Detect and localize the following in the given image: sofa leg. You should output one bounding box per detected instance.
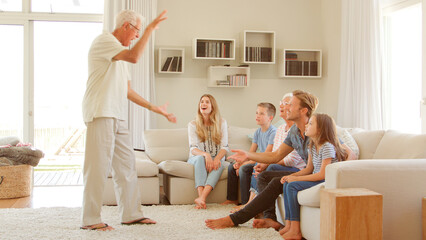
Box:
[320,188,383,240]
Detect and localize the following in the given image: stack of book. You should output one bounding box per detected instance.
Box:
[285,61,318,76]
[245,47,272,62]
[216,74,247,86]
[161,56,182,72]
[196,41,231,58]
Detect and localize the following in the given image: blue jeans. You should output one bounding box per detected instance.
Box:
[227,162,255,204]
[188,155,225,189]
[266,164,300,172]
[283,180,324,221]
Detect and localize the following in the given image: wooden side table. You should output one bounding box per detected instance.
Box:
[320,188,383,240]
[423,197,425,240]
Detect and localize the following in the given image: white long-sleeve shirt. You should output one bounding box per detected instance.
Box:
[188,119,229,158]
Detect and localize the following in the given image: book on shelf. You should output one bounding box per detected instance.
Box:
[285,53,298,60]
[309,61,318,76]
[226,74,247,86]
[197,41,206,57]
[161,57,173,72]
[177,56,182,72]
[245,47,272,62]
[286,61,303,76]
[302,61,309,76]
[169,56,179,71]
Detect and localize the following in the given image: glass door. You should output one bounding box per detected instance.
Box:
[0,24,24,140]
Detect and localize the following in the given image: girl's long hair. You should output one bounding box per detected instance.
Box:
[195,94,222,145]
[309,113,347,161]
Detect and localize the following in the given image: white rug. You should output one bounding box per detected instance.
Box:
[0,204,282,240]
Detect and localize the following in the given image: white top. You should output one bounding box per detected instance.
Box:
[188,119,229,158]
[82,31,129,123]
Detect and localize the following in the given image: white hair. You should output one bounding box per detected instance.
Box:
[282,92,293,100]
[115,10,145,29]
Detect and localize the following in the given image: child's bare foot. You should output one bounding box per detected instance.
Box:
[252,218,283,231]
[281,230,302,240]
[195,197,206,209]
[279,224,291,235]
[80,223,114,231]
[221,200,238,205]
[205,216,235,229]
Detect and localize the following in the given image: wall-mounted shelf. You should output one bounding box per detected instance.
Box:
[242,30,275,64]
[279,49,322,78]
[193,38,235,60]
[158,48,184,73]
[207,66,250,88]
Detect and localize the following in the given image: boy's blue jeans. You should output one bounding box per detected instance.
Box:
[283,180,324,221]
[188,155,225,189]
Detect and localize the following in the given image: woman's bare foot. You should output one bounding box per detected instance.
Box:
[195,197,206,209]
[230,204,245,213]
[281,229,302,240]
[80,223,114,231]
[205,216,235,229]
[252,218,283,231]
[221,200,238,205]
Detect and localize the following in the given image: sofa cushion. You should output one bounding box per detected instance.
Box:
[228,126,256,156]
[158,160,229,180]
[143,128,189,164]
[351,130,385,159]
[336,127,359,158]
[0,136,20,146]
[297,182,324,207]
[108,159,158,178]
[373,130,426,159]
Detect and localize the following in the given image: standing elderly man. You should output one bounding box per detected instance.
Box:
[81,9,175,231]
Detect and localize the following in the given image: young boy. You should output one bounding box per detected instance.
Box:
[222,103,276,207]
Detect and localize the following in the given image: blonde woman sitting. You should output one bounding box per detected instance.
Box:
[188,94,229,209]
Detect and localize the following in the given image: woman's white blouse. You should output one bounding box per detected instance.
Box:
[188,119,229,158]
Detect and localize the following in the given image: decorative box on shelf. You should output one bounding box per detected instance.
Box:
[242,30,275,64]
[279,49,322,78]
[207,65,250,88]
[193,38,235,60]
[158,48,184,73]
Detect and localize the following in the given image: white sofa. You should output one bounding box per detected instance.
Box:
[144,126,254,204]
[282,129,426,240]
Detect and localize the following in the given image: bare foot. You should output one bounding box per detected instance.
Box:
[221,200,238,205]
[281,230,302,240]
[279,224,291,235]
[195,197,206,209]
[230,204,244,213]
[205,216,235,229]
[81,223,114,231]
[252,218,283,231]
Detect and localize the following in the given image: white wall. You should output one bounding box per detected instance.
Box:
[153,0,341,129]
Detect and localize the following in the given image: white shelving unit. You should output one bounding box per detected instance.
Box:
[279,49,322,78]
[158,48,185,73]
[207,66,250,88]
[193,38,235,60]
[242,30,275,64]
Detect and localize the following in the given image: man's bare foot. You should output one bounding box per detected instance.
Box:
[230,204,244,213]
[221,200,238,205]
[81,223,114,231]
[205,216,235,229]
[281,230,302,240]
[252,218,283,231]
[195,197,206,209]
[279,224,291,235]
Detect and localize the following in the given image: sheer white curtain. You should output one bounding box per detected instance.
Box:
[337,0,384,130]
[104,0,157,149]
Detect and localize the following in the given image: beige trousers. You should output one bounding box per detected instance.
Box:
[81,117,144,226]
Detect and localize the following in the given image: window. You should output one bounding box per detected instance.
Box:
[383,3,422,133]
[32,0,103,14]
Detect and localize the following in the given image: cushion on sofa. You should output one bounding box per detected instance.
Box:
[108,159,158,177]
[158,160,229,180]
[373,130,426,159]
[297,182,324,208]
[336,127,359,158]
[228,126,256,156]
[0,136,20,146]
[143,128,189,164]
[351,130,385,159]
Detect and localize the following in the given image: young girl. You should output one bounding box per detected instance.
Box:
[279,113,347,240]
[188,94,229,209]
